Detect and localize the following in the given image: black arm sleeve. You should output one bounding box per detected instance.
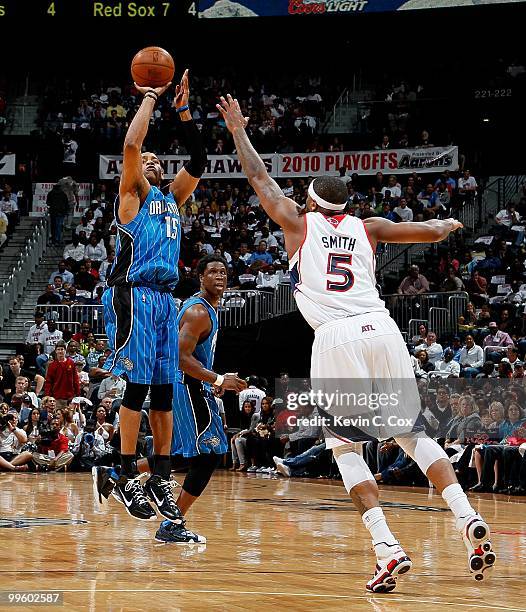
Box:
[180,119,208,179]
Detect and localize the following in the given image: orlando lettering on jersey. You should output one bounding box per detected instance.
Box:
[107,185,181,289]
[149,199,179,215]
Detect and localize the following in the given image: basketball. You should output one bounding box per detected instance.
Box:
[131,46,175,88]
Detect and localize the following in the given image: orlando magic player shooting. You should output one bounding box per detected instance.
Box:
[217,94,495,591]
[94,70,207,522]
[95,255,246,543]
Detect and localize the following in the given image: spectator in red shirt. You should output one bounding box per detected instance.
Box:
[84,258,100,281]
[72,322,91,344]
[43,342,80,409]
[32,417,74,471]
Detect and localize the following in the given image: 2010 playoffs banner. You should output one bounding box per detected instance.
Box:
[99,146,459,180]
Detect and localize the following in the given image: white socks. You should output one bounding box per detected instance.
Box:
[362,507,400,559]
[442,483,476,523]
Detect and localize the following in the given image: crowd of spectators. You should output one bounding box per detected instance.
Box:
[34,72,468,183]
[36,74,336,180]
[0,340,132,473]
[364,380,526,496]
[4,109,526,496]
[36,164,479,314]
[2,336,525,496]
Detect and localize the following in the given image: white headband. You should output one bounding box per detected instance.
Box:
[308,181,346,211]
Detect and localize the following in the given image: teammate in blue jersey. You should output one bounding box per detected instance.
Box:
[94,255,246,543]
[94,69,208,522]
[154,255,246,543]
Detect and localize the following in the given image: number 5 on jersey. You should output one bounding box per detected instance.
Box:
[326,253,354,292]
[165,216,179,240]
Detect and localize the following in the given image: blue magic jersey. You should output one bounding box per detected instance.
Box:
[172,294,225,457]
[107,185,181,290]
[176,294,218,388]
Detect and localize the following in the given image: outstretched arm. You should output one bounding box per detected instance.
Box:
[169,70,208,207]
[119,82,171,224]
[364,216,463,250]
[216,95,303,238]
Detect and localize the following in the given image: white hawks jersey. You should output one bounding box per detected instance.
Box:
[289,212,388,329]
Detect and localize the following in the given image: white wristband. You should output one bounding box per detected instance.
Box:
[214,374,225,387]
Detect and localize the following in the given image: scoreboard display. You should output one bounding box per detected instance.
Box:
[0,0,523,19]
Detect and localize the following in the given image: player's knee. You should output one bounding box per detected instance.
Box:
[183,453,221,497]
[149,383,173,412]
[333,446,375,494]
[122,382,149,412]
[395,433,448,474]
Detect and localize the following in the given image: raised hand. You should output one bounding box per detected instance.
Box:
[173,69,190,109]
[216,94,249,133]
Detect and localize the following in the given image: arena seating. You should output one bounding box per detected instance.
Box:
[2,67,526,492]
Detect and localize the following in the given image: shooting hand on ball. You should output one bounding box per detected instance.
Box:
[216,94,249,133]
[134,81,172,97]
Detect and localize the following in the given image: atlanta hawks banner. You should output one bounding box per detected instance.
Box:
[99,147,458,180]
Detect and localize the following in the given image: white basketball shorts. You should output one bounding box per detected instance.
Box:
[310,311,419,448]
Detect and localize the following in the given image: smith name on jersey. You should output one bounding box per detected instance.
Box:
[107,185,181,290]
[289,212,388,329]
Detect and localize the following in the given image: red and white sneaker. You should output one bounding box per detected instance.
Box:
[366,548,412,594]
[457,514,496,581]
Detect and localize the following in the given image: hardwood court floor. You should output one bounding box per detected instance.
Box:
[0,472,524,612]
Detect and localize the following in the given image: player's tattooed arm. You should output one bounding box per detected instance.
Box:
[216,95,303,236]
[364,217,463,246]
[119,81,171,221]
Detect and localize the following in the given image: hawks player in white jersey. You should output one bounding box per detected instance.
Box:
[218,94,495,593]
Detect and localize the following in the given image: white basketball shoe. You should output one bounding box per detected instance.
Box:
[457,514,496,581]
[366,545,412,593]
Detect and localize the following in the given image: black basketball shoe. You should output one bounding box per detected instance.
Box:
[144,475,184,523]
[155,519,207,544]
[91,466,118,512]
[112,475,157,521]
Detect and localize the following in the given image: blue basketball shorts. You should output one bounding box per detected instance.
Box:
[103,286,178,385]
[171,376,228,458]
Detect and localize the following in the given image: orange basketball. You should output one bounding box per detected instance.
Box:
[131,46,175,88]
